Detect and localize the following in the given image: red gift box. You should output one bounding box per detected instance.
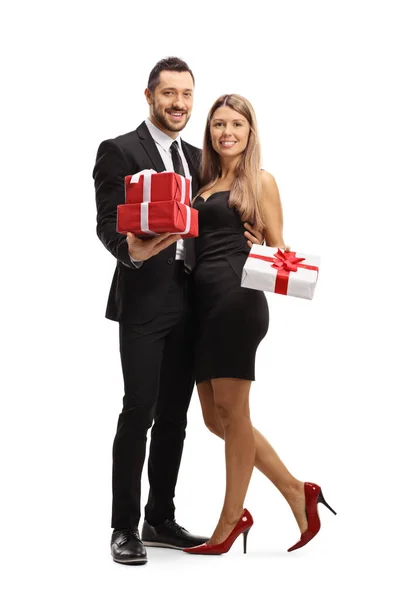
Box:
[125,171,191,206]
[117,201,198,239]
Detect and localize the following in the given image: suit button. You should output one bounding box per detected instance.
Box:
[167,258,174,264]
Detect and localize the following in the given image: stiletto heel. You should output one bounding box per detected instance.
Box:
[184,509,254,555]
[318,489,337,515]
[242,528,250,554]
[287,482,336,553]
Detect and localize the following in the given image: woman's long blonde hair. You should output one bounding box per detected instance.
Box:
[196,94,266,231]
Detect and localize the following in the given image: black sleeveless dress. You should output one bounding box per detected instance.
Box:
[193,191,269,383]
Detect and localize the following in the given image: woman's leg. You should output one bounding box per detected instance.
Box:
[198,378,255,545]
[197,382,307,534]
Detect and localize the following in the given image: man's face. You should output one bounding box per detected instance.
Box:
[145,70,194,137]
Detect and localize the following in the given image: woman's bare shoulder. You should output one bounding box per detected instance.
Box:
[260,170,278,192]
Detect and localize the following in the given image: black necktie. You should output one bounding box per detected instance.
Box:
[170,141,195,273]
[170,140,185,176]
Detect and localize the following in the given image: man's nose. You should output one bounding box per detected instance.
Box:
[173,96,186,109]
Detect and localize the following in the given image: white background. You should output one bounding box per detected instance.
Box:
[1,0,399,598]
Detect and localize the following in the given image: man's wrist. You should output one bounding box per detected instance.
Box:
[129,255,143,268]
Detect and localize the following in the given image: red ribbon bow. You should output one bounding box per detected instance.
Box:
[271,249,306,273]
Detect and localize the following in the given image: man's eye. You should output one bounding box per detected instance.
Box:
[184,93,192,98]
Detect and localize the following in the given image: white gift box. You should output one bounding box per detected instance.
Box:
[241,246,320,300]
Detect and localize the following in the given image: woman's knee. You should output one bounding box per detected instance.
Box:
[197,381,224,437]
[214,401,238,428]
[213,390,251,427]
[203,415,224,437]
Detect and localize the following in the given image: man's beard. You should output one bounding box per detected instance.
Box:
[152,101,190,133]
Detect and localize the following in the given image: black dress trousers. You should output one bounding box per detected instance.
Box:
[112,263,195,529]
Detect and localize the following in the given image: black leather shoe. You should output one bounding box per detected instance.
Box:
[111,528,147,565]
[141,519,209,550]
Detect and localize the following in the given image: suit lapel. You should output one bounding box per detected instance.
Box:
[181,141,200,271]
[137,121,166,173]
[182,142,200,195]
[137,122,200,195]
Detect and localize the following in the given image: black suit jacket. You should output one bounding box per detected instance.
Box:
[93,121,201,324]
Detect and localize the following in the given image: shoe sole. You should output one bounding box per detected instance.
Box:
[142,541,186,550]
[112,557,148,565]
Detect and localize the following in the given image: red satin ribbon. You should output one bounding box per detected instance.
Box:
[249,249,318,295]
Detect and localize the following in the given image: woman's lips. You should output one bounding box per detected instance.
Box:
[219,140,236,147]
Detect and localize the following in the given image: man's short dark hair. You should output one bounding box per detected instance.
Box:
[147,57,195,93]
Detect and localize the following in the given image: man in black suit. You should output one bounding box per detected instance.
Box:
[93,57,261,565]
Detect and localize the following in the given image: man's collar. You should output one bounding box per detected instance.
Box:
[145,118,182,152]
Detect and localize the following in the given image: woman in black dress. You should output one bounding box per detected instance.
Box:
[185,95,335,555]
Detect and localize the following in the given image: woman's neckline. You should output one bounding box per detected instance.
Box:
[197,190,231,202]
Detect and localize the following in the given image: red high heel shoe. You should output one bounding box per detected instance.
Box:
[287,482,336,552]
[183,509,253,555]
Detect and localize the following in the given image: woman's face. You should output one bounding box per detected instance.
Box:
[209,106,251,158]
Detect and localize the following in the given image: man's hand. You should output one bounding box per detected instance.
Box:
[243,223,264,248]
[127,232,181,262]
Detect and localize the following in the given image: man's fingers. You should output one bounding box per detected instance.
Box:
[151,232,172,245]
[153,233,181,246]
[152,234,181,255]
[244,222,258,234]
[244,231,263,245]
[243,223,263,244]
[244,231,258,240]
[126,231,181,259]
